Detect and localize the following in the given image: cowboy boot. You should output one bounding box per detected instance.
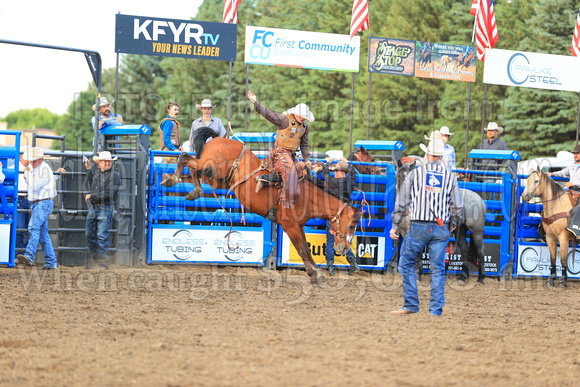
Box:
[560,265,568,288]
[327,258,335,276]
[255,177,270,194]
[346,254,360,275]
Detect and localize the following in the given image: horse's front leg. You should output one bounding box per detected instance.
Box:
[161,152,195,187]
[185,173,204,201]
[558,233,571,288]
[284,224,326,284]
[546,235,559,287]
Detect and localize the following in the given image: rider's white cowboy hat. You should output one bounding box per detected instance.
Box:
[424,131,443,141]
[92,97,113,111]
[484,122,504,134]
[22,147,45,162]
[196,98,217,110]
[284,103,315,122]
[93,151,118,162]
[420,138,445,157]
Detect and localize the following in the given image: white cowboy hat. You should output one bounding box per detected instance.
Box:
[420,138,445,157]
[195,98,217,110]
[22,147,45,161]
[484,122,504,134]
[439,126,454,136]
[92,97,113,111]
[93,151,118,162]
[284,103,315,122]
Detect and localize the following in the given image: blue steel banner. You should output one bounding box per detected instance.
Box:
[115,14,237,62]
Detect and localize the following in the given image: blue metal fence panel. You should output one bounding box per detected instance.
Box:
[0,131,21,267]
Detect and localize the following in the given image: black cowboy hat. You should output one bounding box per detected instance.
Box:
[572,144,580,154]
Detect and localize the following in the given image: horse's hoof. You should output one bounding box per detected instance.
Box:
[186,190,202,201]
[161,175,179,187]
[310,273,327,285]
[559,280,568,288]
[477,278,485,285]
[546,279,555,287]
[457,278,466,285]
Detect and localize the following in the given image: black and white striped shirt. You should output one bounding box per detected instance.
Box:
[392,162,464,228]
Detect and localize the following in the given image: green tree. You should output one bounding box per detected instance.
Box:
[502,0,580,159]
[3,108,59,130]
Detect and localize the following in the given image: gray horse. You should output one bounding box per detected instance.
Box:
[396,161,487,283]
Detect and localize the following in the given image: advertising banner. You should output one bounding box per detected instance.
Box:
[517,243,580,278]
[279,231,386,268]
[245,26,360,71]
[0,223,9,264]
[368,36,476,82]
[484,48,580,92]
[150,228,264,264]
[420,241,500,275]
[115,14,237,62]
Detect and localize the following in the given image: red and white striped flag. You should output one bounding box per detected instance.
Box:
[223,0,242,24]
[572,9,580,57]
[470,0,498,61]
[350,0,370,40]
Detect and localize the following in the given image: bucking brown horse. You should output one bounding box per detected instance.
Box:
[161,127,361,284]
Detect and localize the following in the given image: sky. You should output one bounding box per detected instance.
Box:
[0,0,204,118]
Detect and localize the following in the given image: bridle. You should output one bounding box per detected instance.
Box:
[527,171,566,204]
[329,202,355,244]
[353,152,380,175]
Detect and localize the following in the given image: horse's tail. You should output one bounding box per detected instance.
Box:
[192,127,219,159]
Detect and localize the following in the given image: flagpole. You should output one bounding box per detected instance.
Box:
[576,93,580,145]
[245,64,250,132]
[481,83,488,146]
[350,72,355,152]
[227,61,232,139]
[367,72,372,140]
[465,0,481,168]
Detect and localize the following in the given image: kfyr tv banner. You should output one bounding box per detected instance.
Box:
[115,14,237,62]
[367,36,476,83]
[484,48,580,93]
[245,26,361,72]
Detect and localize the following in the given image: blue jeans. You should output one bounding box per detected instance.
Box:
[398,221,450,316]
[24,199,57,268]
[85,204,114,265]
[16,196,30,249]
[325,221,356,264]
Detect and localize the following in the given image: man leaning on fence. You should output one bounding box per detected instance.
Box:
[16,147,66,270]
[85,151,121,270]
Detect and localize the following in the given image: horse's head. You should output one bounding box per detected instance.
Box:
[329,204,361,255]
[521,167,544,202]
[349,146,383,175]
[396,160,416,192]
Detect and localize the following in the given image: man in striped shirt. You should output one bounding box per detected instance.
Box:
[390,138,464,316]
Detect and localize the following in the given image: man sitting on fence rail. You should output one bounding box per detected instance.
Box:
[547,144,580,190]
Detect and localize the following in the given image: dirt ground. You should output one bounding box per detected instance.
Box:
[1,264,580,386]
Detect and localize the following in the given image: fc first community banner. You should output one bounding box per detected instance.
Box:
[484,48,580,93]
[115,14,237,62]
[245,26,361,72]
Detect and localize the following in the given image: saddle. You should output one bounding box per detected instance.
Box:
[254,157,307,221]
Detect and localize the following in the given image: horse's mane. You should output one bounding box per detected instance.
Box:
[539,170,565,196]
[303,173,352,204]
[346,152,357,162]
[192,127,219,159]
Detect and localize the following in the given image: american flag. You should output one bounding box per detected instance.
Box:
[223,0,242,24]
[350,0,370,40]
[572,9,580,57]
[470,0,498,61]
